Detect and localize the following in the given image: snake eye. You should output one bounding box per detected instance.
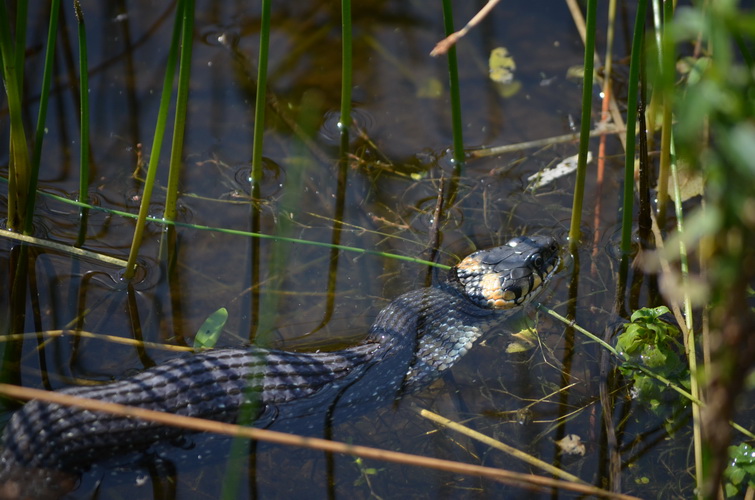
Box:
[533,255,544,268]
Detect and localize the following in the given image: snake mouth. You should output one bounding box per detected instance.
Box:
[453,235,561,310]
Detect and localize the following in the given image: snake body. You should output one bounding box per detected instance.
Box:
[0,235,560,491]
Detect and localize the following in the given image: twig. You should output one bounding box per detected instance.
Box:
[418,408,586,484]
[0,228,128,267]
[430,0,502,57]
[468,125,623,158]
[0,330,192,352]
[0,383,637,498]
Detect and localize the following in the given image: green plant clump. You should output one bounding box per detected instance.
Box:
[724,442,755,497]
[616,306,688,411]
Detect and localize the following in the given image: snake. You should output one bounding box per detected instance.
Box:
[0,235,560,495]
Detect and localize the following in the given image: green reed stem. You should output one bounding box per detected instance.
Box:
[0,1,30,231]
[440,0,465,168]
[163,0,194,223]
[73,1,90,247]
[123,4,183,279]
[12,0,26,90]
[250,0,271,188]
[567,0,597,253]
[619,0,648,256]
[24,0,61,235]
[222,1,271,495]
[654,0,701,487]
[669,136,704,493]
[339,0,352,130]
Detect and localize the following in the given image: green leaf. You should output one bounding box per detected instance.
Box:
[725,482,740,497]
[629,305,669,323]
[730,467,746,486]
[616,307,688,414]
[506,323,539,353]
[193,307,228,350]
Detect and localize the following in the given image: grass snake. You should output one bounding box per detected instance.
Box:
[0,235,560,495]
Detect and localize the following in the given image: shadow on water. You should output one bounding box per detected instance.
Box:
[0,1,714,499]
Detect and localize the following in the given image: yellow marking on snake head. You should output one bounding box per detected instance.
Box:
[480,273,501,299]
[532,274,542,290]
[457,256,483,273]
[481,274,518,309]
[491,298,516,309]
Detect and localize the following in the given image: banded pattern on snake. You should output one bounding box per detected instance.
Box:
[0,235,560,497]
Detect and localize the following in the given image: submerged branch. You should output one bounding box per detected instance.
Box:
[468,125,623,159]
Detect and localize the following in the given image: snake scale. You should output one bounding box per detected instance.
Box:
[0,235,560,497]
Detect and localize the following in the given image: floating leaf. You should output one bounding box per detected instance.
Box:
[489,47,516,84]
[416,77,443,99]
[566,65,585,80]
[506,326,538,353]
[505,314,540,353]
[495,80,522,98]
[488,47,520,98]
[555,434,586,456]
[193,307,228,350]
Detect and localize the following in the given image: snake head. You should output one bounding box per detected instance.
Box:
[452,235,561,310]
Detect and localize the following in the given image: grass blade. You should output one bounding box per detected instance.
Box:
[250,0,272,187]
[73,1,90,247]
[24,0,61,235]
[339,0,352,130]
[440,0,465,169]
[163,0,194,224]
[123,4,183,279]
[0,1,30,231]
[568,0,597,253]
[619,1,648,256]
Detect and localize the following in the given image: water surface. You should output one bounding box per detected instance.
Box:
[0,1,698,498]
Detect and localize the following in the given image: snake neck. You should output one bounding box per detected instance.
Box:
[364,280,502,392]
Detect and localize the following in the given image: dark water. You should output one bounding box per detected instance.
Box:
[0,1,704,498]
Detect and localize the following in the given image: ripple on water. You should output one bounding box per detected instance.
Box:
[232,156,286,200]
[408,195,465,236]
[112,255,161,291]
[319,107,376,145]
[198,25,241,49]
